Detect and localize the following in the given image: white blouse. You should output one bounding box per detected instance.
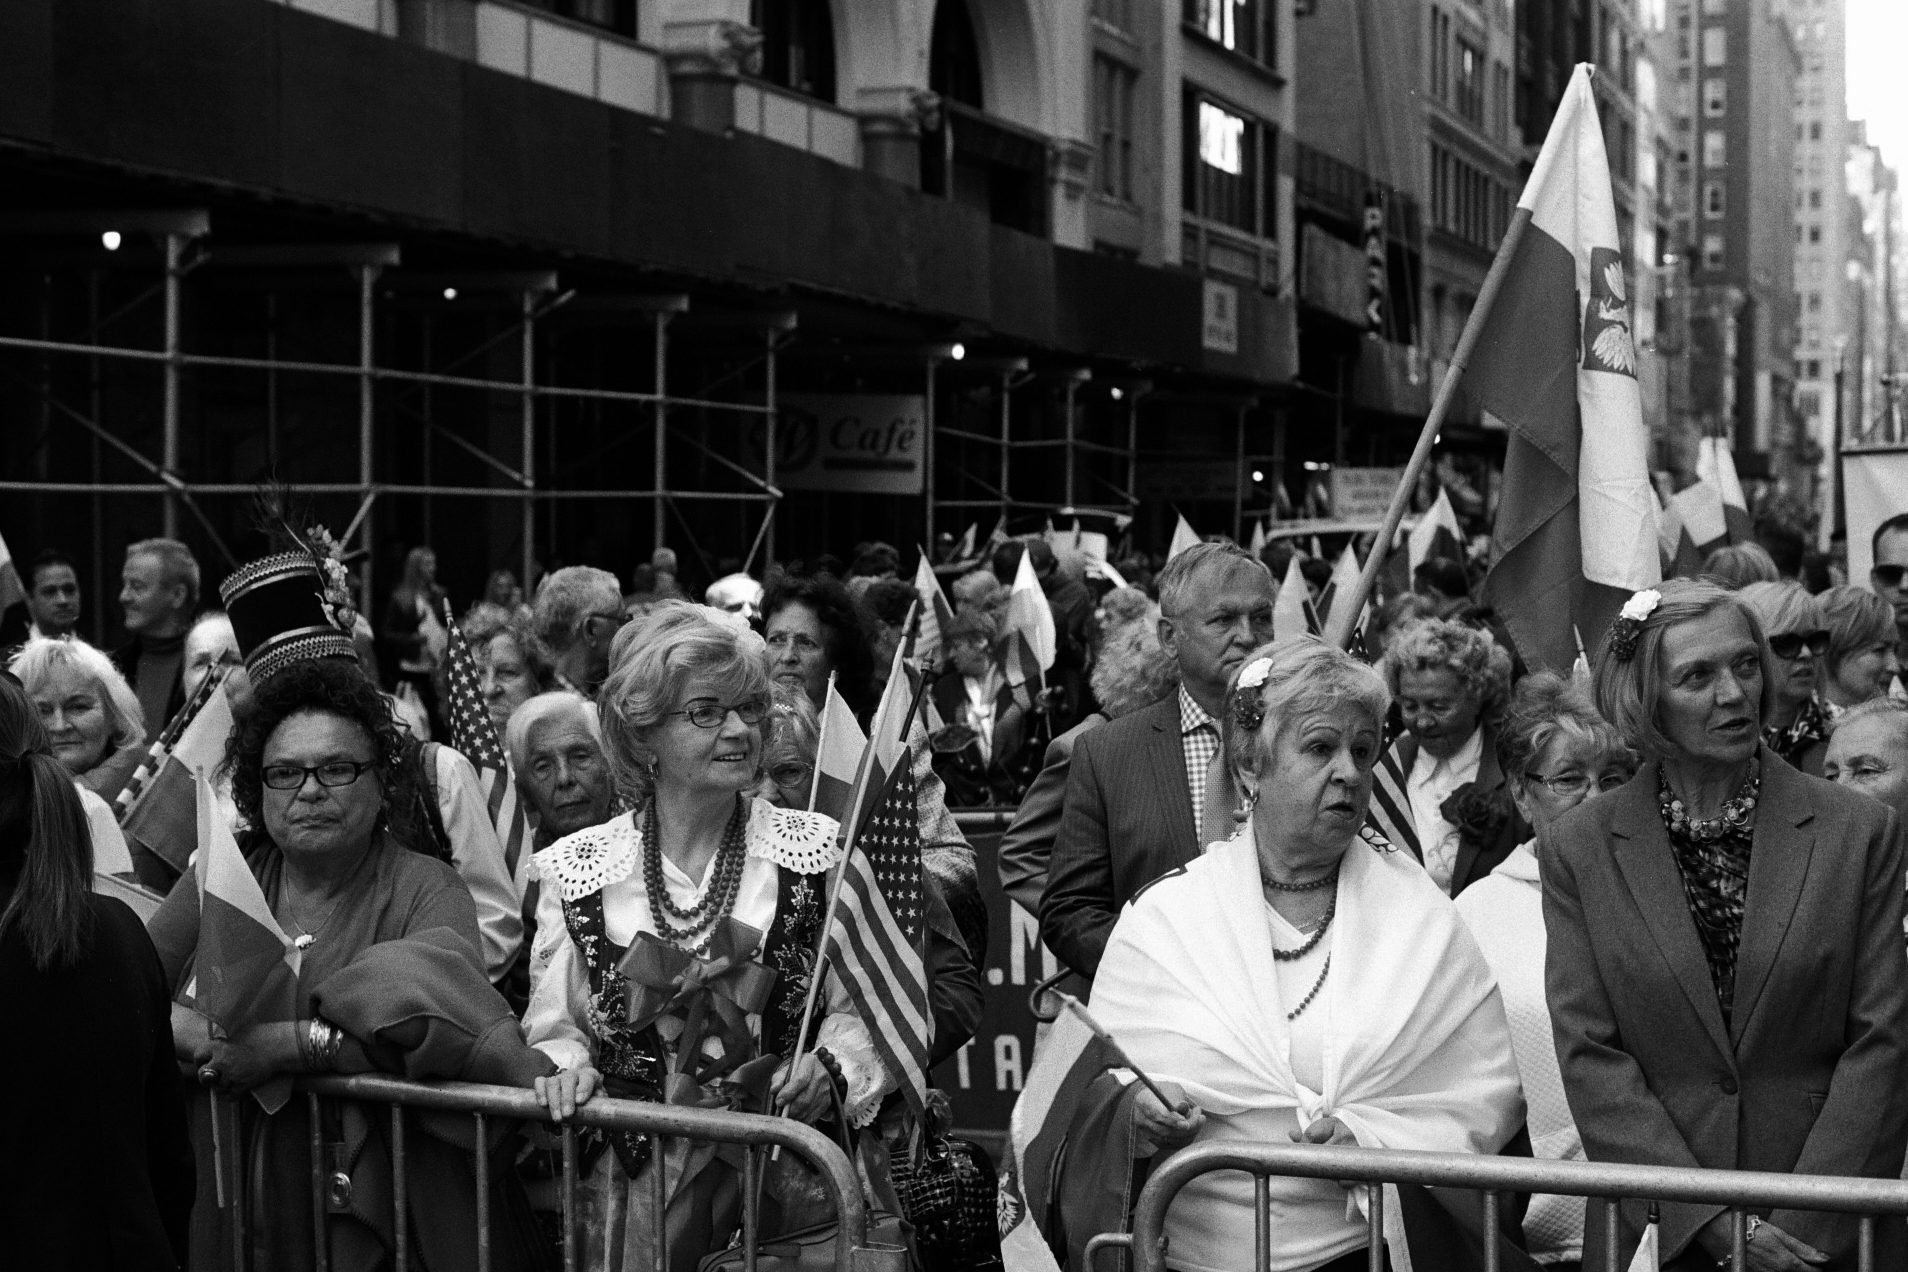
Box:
[523,798,895,1124]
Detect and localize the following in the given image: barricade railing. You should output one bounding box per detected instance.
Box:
[238,1074,893,1272]
[1109,1141,1908,1272]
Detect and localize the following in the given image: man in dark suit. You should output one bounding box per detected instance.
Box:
[1039,541,1274,979]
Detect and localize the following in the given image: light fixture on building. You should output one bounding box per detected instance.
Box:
[442,287,458,301]
[100,231,121,251]
[1110,386,1123,400]
[950,342,966,361]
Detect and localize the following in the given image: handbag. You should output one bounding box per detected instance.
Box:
[886,1094,1003,1272]
[697,1069,912,1272]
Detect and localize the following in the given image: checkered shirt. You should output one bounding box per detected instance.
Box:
[1178,685,1221,836]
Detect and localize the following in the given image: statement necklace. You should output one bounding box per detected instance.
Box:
[643,796,749,951]
[1263,866,1339,894]
[1660,766,1760,842]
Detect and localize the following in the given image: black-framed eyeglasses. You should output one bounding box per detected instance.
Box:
[669,698,771,729]
[767,760,814,790]
[1524,770,1631,799]
[1874,564,1908,589]
[262,760,376,791]
[1768,629,1831,661]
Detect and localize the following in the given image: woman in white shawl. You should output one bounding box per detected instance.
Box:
[1089,636,1524,1272]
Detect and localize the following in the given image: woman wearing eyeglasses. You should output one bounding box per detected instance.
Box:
[149,654,556,1272]
[1739,582,1832,775]
[1454,671,1637,1268]
[524,603,892,1272]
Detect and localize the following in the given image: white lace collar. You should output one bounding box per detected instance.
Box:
[532,799,844,902]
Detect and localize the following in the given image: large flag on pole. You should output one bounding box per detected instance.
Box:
[1475,64,1661,672]
[443,601,531,890]
[192,768,302,1112]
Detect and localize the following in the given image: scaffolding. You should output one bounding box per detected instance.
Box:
[0,209,790,609]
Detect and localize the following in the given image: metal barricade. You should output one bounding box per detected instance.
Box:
[1116,1141,1908,1272]
[247,1074,899,1272]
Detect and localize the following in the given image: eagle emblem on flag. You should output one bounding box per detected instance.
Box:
[1581,246,1635,377]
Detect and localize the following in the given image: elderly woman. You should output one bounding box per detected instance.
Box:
[1548,578,1908,1270]
[1817,586,1901,712]
[10,637,142,880]
[1738,581,1831,774]
[1077,637,1521,1272]
[508,690,617,851]
[524,604,891,1271]
[148,656,553,1272]
[1455,672,1636,1267]
[1380,618,1522,896]
[763,571,878,721]
[462,601,558,737]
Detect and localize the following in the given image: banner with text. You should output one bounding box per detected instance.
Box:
[749,393,926,495]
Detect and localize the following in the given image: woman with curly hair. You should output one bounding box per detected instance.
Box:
[1380,617,1521,896]
[148,657,553,1272]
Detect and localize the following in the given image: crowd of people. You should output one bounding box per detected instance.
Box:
[5,507,1908,1271]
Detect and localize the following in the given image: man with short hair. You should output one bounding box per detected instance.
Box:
[507,691,615,848]
[114,537,199,742]
[1040,541,1275,978]
[1872,515,1908,649]
[532,566,625,698]
[26,549,81,639]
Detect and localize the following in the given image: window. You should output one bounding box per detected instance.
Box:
[1702,233,1724,269]
[1703,181,1725,217]
[1183,92,1263,237]
[1808,224,1821,243]
[1809,121,1822,141]
[1700,0,1725,13]
[1429,141,1507,250]
[1703,78,1726,115]
[1808,188,1821,208]
[1702,130,1725,167]
[1807,291,1821,312]
[1430,7,1450,99]
[1091,0,1133,32]
[1094,55,1138,202]
[1454,39,1484,123]
[1806,360,1822,379]
[1701,27,1725,66]
[1492,61,1511,139]
[1186,0,1266,63]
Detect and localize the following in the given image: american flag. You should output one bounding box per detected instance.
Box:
[823,757,931,1120]
[442,601,531,886]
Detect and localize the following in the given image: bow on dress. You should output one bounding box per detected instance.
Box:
[619,916,781,1108]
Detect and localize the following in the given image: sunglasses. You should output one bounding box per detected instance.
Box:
[1768,629,1830,660]
[1875,565,1908,589]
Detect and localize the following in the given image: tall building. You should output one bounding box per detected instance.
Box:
[1784,0,1849,521]
[1847,127,1905,445]
[1660,0,1800,495]
[0,0,1311,607]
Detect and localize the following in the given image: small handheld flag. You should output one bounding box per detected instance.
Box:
[1168,512,1201,561]
[443,600,530,887]
[1626,1202,1660,1272]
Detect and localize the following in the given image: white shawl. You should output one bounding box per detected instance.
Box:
[1091,831,1523,1272]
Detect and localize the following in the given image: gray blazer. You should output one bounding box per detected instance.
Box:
[1040,697,1200,978]
[1542,750,1908,1269]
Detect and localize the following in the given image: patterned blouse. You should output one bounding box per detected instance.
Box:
[1763,694,1829,768]
[1658,775,1755,1024]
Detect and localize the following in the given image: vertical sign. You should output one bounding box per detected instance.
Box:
[1202,278,1240,354]
[1363,191,1387,336]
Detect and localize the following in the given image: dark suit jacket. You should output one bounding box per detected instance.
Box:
[1389,723,1528,897]
[997,715,1104,919]
[1542,751,1908,1269]
[1040,697,1199,978]
[110,634,186,740]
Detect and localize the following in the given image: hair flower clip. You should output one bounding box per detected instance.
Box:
[1609,588,1661,662]
[1232,656,1273,733]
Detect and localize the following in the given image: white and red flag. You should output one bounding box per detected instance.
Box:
[1476,64,1661,671]
[1001,545,1055,710]
[909,548,955,670]
[191,768,302,1112]
[810,680,867,825]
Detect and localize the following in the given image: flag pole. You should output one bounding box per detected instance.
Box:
[1322,205,1535,649]
[805,671,837,815]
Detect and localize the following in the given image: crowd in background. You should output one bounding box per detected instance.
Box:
[7,495,1908,1271]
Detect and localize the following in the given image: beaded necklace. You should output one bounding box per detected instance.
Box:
[1660,766,1760,842]
[1286,955,1331,1021]
[643,796,749,953]
[1268,894,1335,962]
[1263,866,1340,894]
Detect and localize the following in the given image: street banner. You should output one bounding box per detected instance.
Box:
[1844,449,1908,591]
[1475,63,1661,672]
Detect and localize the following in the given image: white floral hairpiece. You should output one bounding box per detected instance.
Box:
[1236,657,1273,691]
[1232,656,1273,732]
[1619,589,1661,623]
[1610,588,1662,662]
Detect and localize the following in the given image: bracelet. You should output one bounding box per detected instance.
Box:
[1745,1214,1763,1242]
[305,1018,344,1071]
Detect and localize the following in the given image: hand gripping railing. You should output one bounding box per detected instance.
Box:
[284,1074,894,1272]
[1115,1141,1908,1272]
